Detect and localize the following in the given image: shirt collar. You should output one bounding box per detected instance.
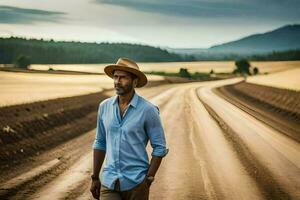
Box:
[113,91,139,108]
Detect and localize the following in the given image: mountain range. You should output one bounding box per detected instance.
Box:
[167,24,300,55]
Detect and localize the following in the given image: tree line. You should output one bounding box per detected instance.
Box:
[0,37,194,64]
[0,37,299,65]
[249,49,300,61]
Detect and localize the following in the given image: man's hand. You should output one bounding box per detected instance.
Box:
[91,149,106,199]
[145,178,152,188]
[90,179,101,199]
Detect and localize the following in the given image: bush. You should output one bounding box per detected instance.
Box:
[253,67,259,75]
[15,55,31,69]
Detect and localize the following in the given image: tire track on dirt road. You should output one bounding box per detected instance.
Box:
[198,79,300,199]
[186,84,264,200]
[77,81,267,200]
[74,79,300,200]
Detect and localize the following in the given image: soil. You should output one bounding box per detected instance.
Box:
[215,81,300,142]
[0,89,111,172]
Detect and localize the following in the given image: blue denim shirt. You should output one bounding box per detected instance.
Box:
[92,91,169,191]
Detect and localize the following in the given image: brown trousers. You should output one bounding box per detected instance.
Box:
[100,178,150,200]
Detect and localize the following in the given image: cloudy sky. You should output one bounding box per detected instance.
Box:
[0,0,299,48]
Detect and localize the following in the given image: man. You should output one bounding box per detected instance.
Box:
[90,57,169,200]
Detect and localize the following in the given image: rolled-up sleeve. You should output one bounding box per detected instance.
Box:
[145,106,169,157]
[92,103,106,151]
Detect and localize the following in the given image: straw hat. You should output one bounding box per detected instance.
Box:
[104,57,148,88]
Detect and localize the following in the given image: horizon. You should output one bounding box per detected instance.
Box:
[1,23,298,50]
[0,0,300,48]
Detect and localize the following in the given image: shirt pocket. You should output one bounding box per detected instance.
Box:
[122,127,145,145]
[107,124,121,142]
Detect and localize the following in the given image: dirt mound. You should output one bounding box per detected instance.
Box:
[0,90,111,170]
[216,81,300,142]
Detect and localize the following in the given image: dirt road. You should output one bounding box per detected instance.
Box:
[1,79,299,200]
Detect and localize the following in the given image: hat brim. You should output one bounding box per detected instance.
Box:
[104,64,148,88]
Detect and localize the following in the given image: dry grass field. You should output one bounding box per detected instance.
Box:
[2,60,298,106]
[30,61,300,74]
[0,71,112,107]
[0,70,164,107]
[247,68,300,91]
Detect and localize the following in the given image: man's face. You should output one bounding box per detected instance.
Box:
[113,70,136,95]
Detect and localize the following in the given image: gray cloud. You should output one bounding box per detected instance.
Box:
[0,6,66,24]
[94,0,300,21]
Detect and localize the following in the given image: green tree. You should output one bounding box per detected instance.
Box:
[234,59,251,75]
[179,68,191,78]
[15,55,31,69]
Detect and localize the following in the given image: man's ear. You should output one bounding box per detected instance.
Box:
[133,78,138,87]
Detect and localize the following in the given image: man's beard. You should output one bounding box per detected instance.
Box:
[115,82,133,95]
